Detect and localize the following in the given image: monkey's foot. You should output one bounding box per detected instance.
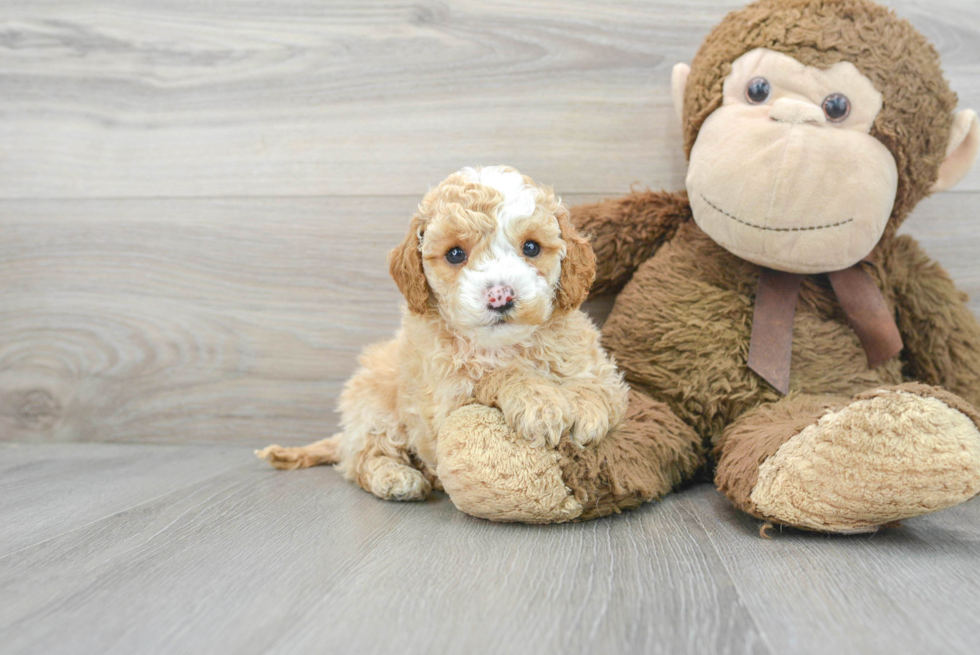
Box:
[749,385,980,533]
[436,404,583,523]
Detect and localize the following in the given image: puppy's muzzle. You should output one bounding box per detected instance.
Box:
[486,284,516,313]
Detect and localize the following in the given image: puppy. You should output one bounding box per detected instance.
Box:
[257,166,628,501]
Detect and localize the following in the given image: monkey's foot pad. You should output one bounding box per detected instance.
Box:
[752,388,980,533]
[436,404,583,523]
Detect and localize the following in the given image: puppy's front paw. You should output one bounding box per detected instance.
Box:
[568,406,610,448]
[506,389,572,448]
[563,382,626,448]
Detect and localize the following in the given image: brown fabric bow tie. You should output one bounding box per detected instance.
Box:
[747,263,903,394]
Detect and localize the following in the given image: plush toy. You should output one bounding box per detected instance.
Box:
[435,0,980,532]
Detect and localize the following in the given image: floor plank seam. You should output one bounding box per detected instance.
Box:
[0,190,977,203]
[0,192,642,203]
[679,494,778,655]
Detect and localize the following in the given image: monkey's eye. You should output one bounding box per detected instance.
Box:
[822,93,850,122]
[746,77,771,104]
[445,246,467,265]
[522,240,541,258]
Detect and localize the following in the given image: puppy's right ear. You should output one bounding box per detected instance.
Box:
[555,206,597,311]
[388,215,430,314]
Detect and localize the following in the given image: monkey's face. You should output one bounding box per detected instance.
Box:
[685,48,898,274]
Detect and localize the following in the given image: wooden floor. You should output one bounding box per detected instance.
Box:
[3,1,980,653]
[1,443,979,655]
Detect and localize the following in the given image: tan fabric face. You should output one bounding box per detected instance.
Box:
[686,48,898,274]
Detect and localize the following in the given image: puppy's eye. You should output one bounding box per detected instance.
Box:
[522,241,541,257]
[822,93,850,122]
[746,77,771,104]
[445,246,467,265]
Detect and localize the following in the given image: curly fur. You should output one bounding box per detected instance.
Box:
[389,215,429,315]
[257,166,629,502]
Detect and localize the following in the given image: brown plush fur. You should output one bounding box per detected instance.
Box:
[574,190,692,296]
[715,393,844,516]
[552,0,980,532]
[566,192,980,530]
[884,240,980,408]
[558,390,704,520]
[711,383,980,521]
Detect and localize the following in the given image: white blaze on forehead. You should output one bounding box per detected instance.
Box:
[448,166,556,346]
[459,166,542,268]
[459,166,539,224]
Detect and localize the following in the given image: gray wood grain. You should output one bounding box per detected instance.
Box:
[680,485,980,655]
[1,444,978,655]
[3,192,979,445]
[0,0,977,199]
[0,195,411,444]
[0,443,247,557]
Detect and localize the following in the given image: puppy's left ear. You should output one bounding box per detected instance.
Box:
[388,214,431,314]
[555,207,597,311]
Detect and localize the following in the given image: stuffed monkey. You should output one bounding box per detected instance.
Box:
[436,0,980,532]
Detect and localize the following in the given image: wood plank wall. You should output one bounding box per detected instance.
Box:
[1,0,978,445]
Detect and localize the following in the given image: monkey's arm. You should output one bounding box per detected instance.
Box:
[570,189,691,296]
[886,235,980,408]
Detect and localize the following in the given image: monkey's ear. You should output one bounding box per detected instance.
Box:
[388,215,430,315]
[932,109,980,193]
[671,63,691,122]
[555,207,597,311]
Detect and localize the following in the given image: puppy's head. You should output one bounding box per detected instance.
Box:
[389,166,595,348]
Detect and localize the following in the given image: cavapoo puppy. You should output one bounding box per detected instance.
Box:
[257,166,628,501]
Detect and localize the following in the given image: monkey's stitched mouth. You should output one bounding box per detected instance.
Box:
[700,194,854,232]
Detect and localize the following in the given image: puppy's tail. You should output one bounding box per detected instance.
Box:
[255,434,342,470]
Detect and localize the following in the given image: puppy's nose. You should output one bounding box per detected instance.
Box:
[486,284,516,312]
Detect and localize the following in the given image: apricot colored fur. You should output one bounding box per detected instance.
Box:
[258,168,630,504]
